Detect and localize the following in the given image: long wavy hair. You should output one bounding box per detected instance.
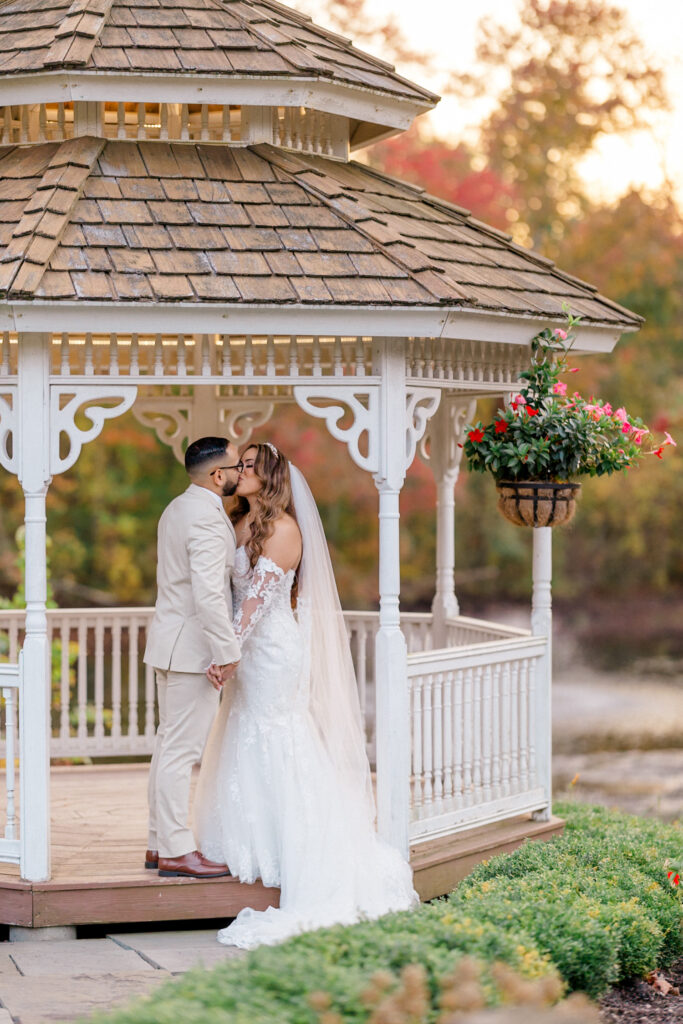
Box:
[230,443,299,603]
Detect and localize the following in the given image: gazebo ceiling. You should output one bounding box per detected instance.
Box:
[0,0,437,141]
[0,135,641,331]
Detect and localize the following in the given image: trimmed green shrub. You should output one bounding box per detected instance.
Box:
[92,803,683,1023]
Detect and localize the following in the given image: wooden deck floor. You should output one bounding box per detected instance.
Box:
[0,764,279,929]
[0,764,563,928]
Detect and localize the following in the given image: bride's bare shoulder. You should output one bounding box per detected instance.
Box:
[273,512,301,540]
[262,514,302,570]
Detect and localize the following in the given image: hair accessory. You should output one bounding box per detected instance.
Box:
[264,442,279,458]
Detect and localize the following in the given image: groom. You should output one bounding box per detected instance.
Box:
[143,437,242,878]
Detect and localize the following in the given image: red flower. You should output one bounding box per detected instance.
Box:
[525,406,539,417]
[495,419,509,434]
[654,447,664,459]
[468,428,485,443]
[675,874,680,886]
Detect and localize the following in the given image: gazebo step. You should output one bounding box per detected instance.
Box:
[410,814,565,900]
[0,874,277,930]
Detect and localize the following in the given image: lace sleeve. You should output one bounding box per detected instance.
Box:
[234,556,286,646]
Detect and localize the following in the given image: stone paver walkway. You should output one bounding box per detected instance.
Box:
[0,930,244,1024]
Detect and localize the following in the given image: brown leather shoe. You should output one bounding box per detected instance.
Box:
[158,850,231,878]
[144,849,159,870]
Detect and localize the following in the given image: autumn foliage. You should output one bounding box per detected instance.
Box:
[0,0,680,660]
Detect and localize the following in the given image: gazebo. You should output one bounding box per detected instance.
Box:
[0,0,640,929]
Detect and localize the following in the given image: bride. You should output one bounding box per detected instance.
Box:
[194,441,418,949]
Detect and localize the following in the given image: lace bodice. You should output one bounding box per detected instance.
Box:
[232,546,295,647]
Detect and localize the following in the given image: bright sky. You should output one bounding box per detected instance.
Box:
[357,0,683,207]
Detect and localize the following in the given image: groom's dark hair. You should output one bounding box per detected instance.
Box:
[184,436,229,475]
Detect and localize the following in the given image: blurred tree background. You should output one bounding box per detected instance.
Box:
[0,0,680,665]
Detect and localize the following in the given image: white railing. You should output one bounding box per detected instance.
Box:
[0,607,547,849]
[408,635,548,840]
[0,659,21,865]
[0,607,443,759]
[445,615,530,646]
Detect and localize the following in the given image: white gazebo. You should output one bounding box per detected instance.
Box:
[0,0,640,924]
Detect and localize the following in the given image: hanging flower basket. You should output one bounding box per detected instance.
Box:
[462,310,676,530]
[496,480,581,528]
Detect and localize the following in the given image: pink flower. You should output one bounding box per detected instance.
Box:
[601,402,613,416]
[664,431,677,448]
[614,407,629,423]
[554,328,568,340]
[621,421,632,434]
[568,367,580,373]
[632,429,646,445]
[510,394,526,411]
[553,381,567,396]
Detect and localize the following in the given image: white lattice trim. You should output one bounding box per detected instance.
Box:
[132,399,191,465]
[293,385,379,474]
[0,386,17,474]
[405,388,440,470]
[132,395,276,464]
[222,401,275,445]
[418,396,477,479]
[51,385,137,475]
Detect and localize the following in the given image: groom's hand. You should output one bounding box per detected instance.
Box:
[207,661,239,689]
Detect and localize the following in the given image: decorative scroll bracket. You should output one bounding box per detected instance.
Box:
[132,393,276,464]
[419,396,477,483]
[293,385,380,475]
[51,385,138,475]
[405,387,441,472]
[0,386,17,475]
[221,400,275,447]
[132,398,190,466]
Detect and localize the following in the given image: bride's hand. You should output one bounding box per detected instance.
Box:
[207,661,239,689]
[207,663,224,690]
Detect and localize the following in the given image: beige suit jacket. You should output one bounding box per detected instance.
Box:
[143,484,240,673]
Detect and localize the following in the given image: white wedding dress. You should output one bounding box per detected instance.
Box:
[194,466,417,949]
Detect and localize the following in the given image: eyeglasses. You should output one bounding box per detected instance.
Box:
[209,461,244,476]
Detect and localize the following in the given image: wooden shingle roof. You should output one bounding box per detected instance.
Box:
[0,0,436,107]
[0,136,641,328]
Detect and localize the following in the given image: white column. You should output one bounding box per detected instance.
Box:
[428,398,476,648]
[17,333,52,881]
[373,339,410,856]
[531,526,552,821]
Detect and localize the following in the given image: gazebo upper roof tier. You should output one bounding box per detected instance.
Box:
[0,0,437,143]
[0,136,641,335]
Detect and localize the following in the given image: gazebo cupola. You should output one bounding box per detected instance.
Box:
[0,0,641,915]
[0,0,438,155]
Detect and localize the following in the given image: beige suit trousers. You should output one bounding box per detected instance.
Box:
[147,669,219,858]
